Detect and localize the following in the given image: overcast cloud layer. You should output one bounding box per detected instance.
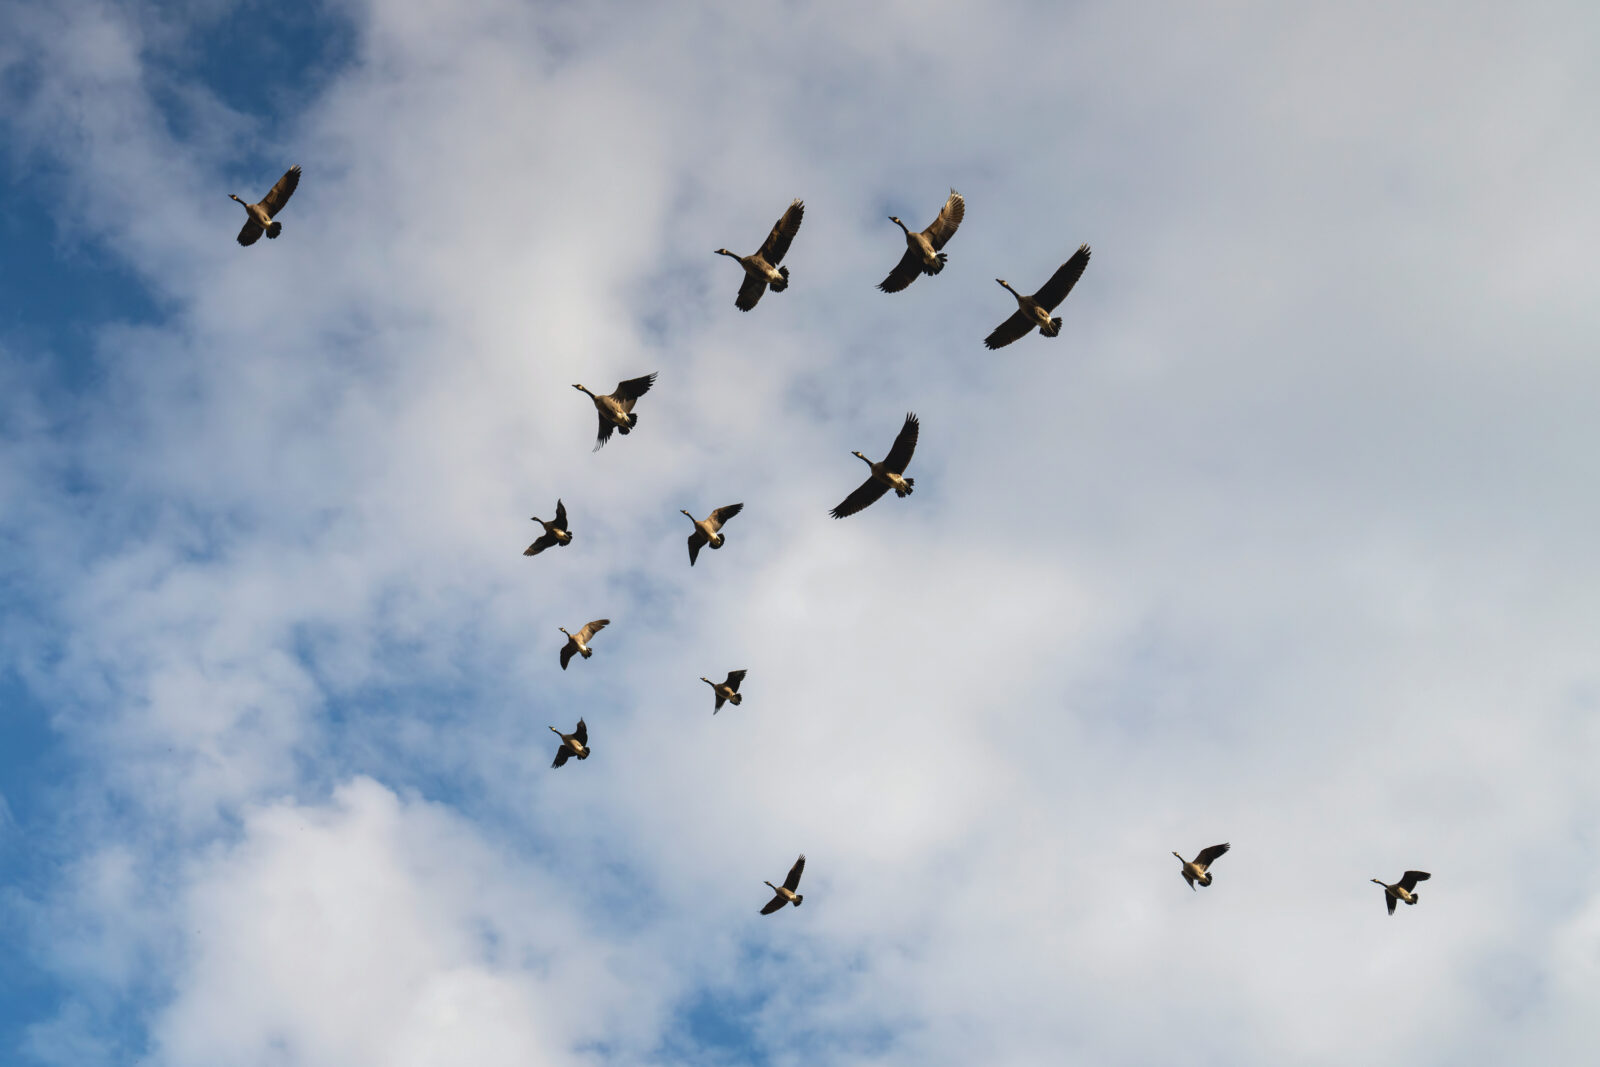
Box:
[3,0,1600,1063]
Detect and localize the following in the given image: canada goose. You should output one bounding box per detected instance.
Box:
[760,854,806,914]
[830,412,919,519]
[984,244,1091,349]
[715,199,804,311]
[1373,871,1431,915]
[1173,842,1230,890]
[702,669,747,713]
[682,503,744,566]
[549,718,589,768]
[558,619,609,670]
[229,165,301,247]
[878,190,965,293]
[574,373,657,451]
[524,499,573,556]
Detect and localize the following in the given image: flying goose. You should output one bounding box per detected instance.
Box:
[878,189,965,293]
[702,669,747,713]
[1173,842,1230,890]
[229,165,301,246]
[984,244,1091,349]
[1373,870,1431,915]
[682,503,744,566]
[760,854,806,914]
[549,718,589,767]
[558,619,609,670]
[715,199,804,311]
[830,412,919,519]
[574,373,657,451]
[524,499,573,556]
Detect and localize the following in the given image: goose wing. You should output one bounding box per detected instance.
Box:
[1181,867,1197,889]
[760,893,789,915]
[573,718,588,745]
[924,189,965,249]
[687,529,708,566]
[577,619,609,643]
[1030,244,1091,311]
[984,309,1034,350]
[724,669,747,692]
[1386,891,1397,915]
[714,690,727,712]
[830,476,890,519]
[593,412,616,451]
[1193,842,1230,870]
[877,247,923,293]
[735,270,767,312]
[554,499,568,529]
[1398,870,1430,891]
[882,412,919,474]
[709,502,744,530]
[609,373,657,413]
[559,638,577,670]
[757,199,804,266]
[783,854,806,891]
[260,165,301,217]
[524,531,559,556]
[552,746,571,768]
[236,217,265,246]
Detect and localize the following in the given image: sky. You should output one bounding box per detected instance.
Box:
[2,0,1600,1063]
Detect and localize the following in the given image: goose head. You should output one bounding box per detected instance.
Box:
[1371,879,1389,888]
[228,193,245,204]
[996,278,1016,293]
[889,216,909,231]
[851,450,872,465]
[681,509,696,521]
[558,627,572,638]
[713,248,736,258]
[548,725,563,738]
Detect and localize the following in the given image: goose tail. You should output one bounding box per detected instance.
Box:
[266,221,283,239]
[1041,316,1063,337]
[925,252,948,275]
[770,266,790,292]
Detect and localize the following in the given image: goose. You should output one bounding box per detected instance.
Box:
[702,669,747,713]
[760,854,806,914]
[830,412,919,519]
[1373,870,1431,915]
[558,619,609,670]
[715,199,804,311]
[549,718,589,768]
[878,189,965,293]
[229,165,301,246]
[682,503,744,566]
[984,244,1091,349]
[574,373,657,451]
[524,499,573,556]
[1173,842,1230,890]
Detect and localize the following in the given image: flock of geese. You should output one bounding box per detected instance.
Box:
[231,169,1432,917]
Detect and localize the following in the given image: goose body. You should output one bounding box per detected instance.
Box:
[1373,870,1431,914]
[549,718,589,767]
[985,244,1091,349]
[715,199,804,311]
[524,499,573,556]
[682,502,744,566]
[574,373,656,451]
[702,669,747,713]
[558,619,609,670]
[830,413,919,519]
[879,190,965,293]
[229,165,301,246]
[760,854,806,914]
[1173,842,1230,890]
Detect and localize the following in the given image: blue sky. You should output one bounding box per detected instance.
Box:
[4,0,1600,1064]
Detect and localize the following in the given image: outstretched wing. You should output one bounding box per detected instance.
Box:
[714,691,726,712]
[554,499,568,528]
[882,412,919,474]
[261,165,301,217]
[1399,871,1431,891]
[760,893,788,915]
[593,413,615,452]
[1031,244,1091,311]
[573,718,587,745]
[725,669,747,692]
[984,309,1034,350]
[1386,891,1397,915]
[578,619,609,642]
[735,271,766,312]
[524,532,559,556]
[830,477,890,519]
[610,373,657,412]
[877,247,923,293]
[236,217,264,246]
[710,502,744,530]
[783,854,806,891]
[758,199,804,266]
[924,189,965,250]
[552,746,570,768]
[559,639,576,670]
[1193,843,1230,870]
[687,529,708,566]
[1181,868,1197,890]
